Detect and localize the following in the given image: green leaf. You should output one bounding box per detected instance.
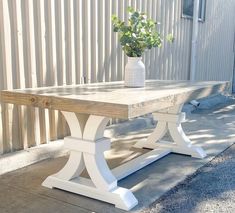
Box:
[127,6,134,13]
[120,25,130,33]
[111,14,118,22]
[132,11,140,18]
[113,26,119,32]
[166,34,174,42]
[111,6,171,57]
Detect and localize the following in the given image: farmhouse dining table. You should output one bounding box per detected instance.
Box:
[0,80,230,210]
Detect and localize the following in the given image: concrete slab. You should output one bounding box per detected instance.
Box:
[0,182,89,213]
[0,98,235,213]
[0,140,68,175]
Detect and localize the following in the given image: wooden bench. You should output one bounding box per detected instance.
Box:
[0,80,230,210]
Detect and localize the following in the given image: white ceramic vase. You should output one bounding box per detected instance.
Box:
[124,57,145,87]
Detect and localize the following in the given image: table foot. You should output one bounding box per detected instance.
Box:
[43,176,138,211]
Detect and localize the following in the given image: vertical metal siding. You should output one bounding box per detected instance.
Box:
[196,0,235,81]
[0,0,234,154]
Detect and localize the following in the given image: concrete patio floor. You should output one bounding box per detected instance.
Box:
[0,96,235,213]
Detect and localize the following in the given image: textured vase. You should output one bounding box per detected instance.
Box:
[124,57,145,87]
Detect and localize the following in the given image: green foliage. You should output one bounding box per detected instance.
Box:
[112,7,173,57]
[166,34,174,42]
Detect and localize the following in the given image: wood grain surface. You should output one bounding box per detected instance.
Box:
[0,80,230,119]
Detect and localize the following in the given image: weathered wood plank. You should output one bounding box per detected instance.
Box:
[0,81,230,119]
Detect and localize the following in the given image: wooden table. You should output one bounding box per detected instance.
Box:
[0,80,230,210]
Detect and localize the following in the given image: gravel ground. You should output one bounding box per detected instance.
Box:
[142,143,235,213]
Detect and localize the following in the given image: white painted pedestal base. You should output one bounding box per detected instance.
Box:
[42,112,138,210]
[134,104,206,159]
[42,104,206,211]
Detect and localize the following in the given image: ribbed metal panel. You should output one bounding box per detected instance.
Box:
[0,0,234,154]
[196,0,235,81]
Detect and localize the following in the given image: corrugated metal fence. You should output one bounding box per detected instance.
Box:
[0,0,234,154]
[196,0,235,81]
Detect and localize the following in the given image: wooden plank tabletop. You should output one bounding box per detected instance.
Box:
[0,80,230,119]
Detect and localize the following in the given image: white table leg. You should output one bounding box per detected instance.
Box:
[134,104,206,159]
[42,112,138,211]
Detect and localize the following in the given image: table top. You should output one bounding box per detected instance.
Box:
[0,80,230,119]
